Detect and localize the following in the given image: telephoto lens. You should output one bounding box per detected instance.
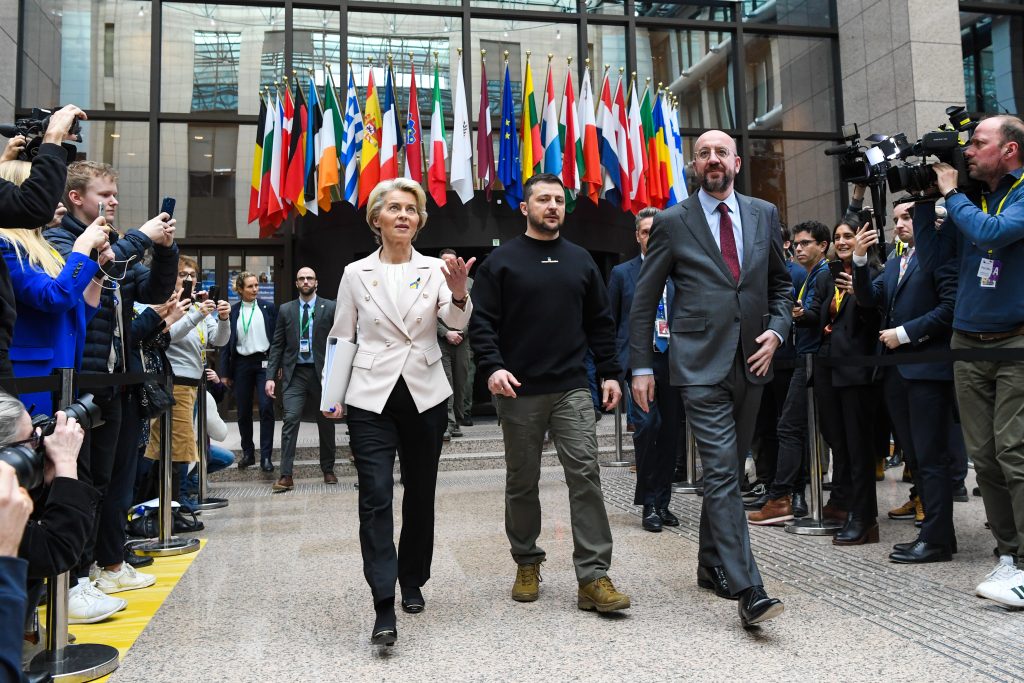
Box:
[34,393,104,438]
[0,443,44,490]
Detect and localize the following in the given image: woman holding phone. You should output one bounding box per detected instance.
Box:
[323,178,473,647]
[815,220,882,545]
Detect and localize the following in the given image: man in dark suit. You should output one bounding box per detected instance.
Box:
[852,201,959,562]
[222,271,278,472]
[265,267,337,492]
[629,129,792,627]
[608,207,682,532]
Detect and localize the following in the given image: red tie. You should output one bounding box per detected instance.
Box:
[717,202,740,281]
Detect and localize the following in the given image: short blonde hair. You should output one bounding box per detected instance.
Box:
[234,271,258,293]
[64,161,118,207]
[365,178,428,242]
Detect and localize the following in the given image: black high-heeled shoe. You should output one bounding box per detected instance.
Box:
[371,601,397,646]
[400,586,425,614]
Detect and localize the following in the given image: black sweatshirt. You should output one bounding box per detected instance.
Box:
[469,234,621,396]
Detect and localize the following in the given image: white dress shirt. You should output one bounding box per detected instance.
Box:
[236,300,270,355]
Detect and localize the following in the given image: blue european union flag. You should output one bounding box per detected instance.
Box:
[497,63,522,207]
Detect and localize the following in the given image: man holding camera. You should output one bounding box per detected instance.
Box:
[914,114,1024,606]
[45,160,179,621]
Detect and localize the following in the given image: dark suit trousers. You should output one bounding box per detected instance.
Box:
[884,372,956,545]
[681,349,764,595]
[233,354,274,460]
[631,351,683,507]
[279,365,337,477]
[816,368,876,521]
[346,378,447,604]
[75,390,123,579]
[752,366,792,486]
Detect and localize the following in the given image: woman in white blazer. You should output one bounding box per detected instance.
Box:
[324,177,473,647]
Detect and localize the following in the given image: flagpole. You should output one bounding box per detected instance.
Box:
[478,48,487,191]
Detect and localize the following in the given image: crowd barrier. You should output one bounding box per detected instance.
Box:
[0,366,217,682]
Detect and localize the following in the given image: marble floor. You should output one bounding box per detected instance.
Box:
[110,464,1024,682]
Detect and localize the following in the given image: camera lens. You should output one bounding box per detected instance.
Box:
[0,444,44,490]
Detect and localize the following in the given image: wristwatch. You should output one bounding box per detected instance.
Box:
[943,188,960,201]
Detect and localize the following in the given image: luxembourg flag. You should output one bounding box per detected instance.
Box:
[540,61,562,177]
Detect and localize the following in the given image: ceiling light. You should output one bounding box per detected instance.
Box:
[194,135,205,140]
[556,28,561,40]
[110,133,120,138]
[204,153,213,158]
[138,5,145,17]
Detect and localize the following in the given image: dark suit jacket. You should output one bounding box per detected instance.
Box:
[817,264,881,387]
[266,296,336,391]
[607,255,674,375]
[629,191,793,387]
[222,298,277,381]
[853,252,957,382]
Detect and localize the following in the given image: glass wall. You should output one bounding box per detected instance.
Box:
[961,9,1024,115]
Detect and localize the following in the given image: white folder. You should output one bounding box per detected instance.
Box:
[320,337,358,412]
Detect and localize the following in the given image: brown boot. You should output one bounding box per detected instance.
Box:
[577,576,631,613]
[747,495,794,526]
[822,500,847,521]
[511,561,543,602]
[272,476,294,493]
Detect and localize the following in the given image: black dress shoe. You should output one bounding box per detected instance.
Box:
[124,550,154,569]
[237,453,255,469]
[697,565,737,600]
[792,492,808,518]
[400,586,425,614]
[832,517,879,545]
[953,485,969,503]
[743,493,770,511]
[642,505,663,532]
[371,602,397,646]
[657,508,680,526]
[889,540,953,564]
[893,536,956,553]
[260,457,274,472]
[460,417,474,427]
[738,586,784,627]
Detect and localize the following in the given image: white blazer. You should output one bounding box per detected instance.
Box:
[329,247,472,414]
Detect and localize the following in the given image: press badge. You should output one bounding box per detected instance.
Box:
[978,258,1002,289]
[299,338,311,354]
[656,320,670,337]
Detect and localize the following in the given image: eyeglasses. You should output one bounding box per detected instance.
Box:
[5,430,42,450]
[178,272,197,279]
[695,146,733,161]
[793,240,821,248]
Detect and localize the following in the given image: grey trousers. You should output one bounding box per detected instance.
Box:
[279,365,337,477]
[496,388,613,584]
[441,338,471,431]
[681,351,764,595]
[952,332,1024,561]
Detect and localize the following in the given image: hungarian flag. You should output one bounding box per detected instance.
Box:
[403,61,423,183]
[358,71,382,208]
[380,63,402,182]
[341,65,363,207]
[247,95,267,224]
[540,61,561,177]
[626,79,649,213]
[519,55,541,185]
[642,85,665,209]
[427,61,448,207]
[559,69,582,211]
[476,55,495,200]
[578,65,601,204]
[450,54,474,204]
[283,81,307,216]
[317,72,341,212]
[303,76,322,216]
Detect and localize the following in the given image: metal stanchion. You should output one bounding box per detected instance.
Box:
[672,421,701,494]
[193,375,227,511]
[132,375,200,556]
[601,393,632,467]
[786,355,843,535]
[28,368,119,682]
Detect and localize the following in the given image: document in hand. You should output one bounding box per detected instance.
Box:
[320,337,358,411]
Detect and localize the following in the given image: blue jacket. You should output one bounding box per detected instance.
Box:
[2,243,99,416]
[607,255,674,375]
[0,556,27,683]
[853,250,957,382]
[221,298,277,381]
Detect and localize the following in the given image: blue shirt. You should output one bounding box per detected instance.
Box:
[916,167,1024,332]
[697,188,744,267]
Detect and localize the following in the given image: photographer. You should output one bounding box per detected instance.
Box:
[0,104,87,376]
[45,160,179,619]
[915,115,1024,605]
[0,460,33,683]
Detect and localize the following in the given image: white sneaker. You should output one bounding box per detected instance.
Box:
[977,562,1024,608]
[68,578,127,624]
[95,564,156,594]
[975,556,1018,597]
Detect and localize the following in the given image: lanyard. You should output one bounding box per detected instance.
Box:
[980,174,1024,216]
[241,301,257,335]
[798,259,828,304]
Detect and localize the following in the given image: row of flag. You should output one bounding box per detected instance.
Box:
[248,52,690,237]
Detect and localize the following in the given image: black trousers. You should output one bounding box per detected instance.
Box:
[816,368,876,521]
[884,371,957,545]
[75,389,124,578]
[752,364,793,487]
[232,354,274,460]
[631,351,683,507]
[769,361,810,499]
[346,378,447,604]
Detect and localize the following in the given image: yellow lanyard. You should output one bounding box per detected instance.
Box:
[798,259,827,303]
[834,287,845,311]
[979,174,1024,256]
[191,304,207,362]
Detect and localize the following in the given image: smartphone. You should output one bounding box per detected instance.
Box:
[857,208,872,227]
[827,260,846,281]
[207,284,221,302]
[160,196,176,219]
[180,279,194,302]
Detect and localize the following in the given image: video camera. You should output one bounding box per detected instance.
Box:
[0,107,82,164]
[0,394,103,490]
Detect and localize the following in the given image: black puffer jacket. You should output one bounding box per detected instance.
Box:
[45,214,178,390]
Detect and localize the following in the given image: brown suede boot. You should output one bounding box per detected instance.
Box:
[747,495,794,526]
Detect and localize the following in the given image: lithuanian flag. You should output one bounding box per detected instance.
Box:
[520,55,541,184]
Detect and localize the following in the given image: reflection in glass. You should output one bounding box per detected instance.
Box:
[635,2,732,21]
[748,138,840,229]
[744,34,835,132]
[741,0,832,28]
[20,1,152,111]
[585,0,624,16]
[471,0,577,11]
[587,24,626,77]
[961,12,1024,115]
[162,4,284,115]
[292,9,342,88]
[639,28,734,129]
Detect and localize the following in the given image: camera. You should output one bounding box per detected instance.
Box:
[33,393,105,437]
[0,107,82,164]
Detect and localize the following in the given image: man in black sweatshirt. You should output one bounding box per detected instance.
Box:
[469,173,629,614]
